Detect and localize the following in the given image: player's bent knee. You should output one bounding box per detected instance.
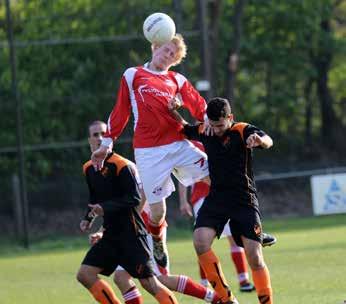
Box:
[157,274,175,290]
[193,235,211,254]
[149,201,166,224]
[247,252,265,270]
[113,270,135,293]
[139,277,158,295]
[76,269,92,287]
[193,228,214,254]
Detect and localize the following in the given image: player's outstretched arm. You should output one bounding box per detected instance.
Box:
[168,97,188,125]
[178,183,193,217]
[246,133,273,149]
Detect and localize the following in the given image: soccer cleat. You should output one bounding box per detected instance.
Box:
[152,237,169,268]
[262,232,277,247]
[239,282,255,292]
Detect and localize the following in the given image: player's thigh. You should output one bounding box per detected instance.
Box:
[193,226,217,250]
[81,238,119,277]
[135,148,175,204]
[229,205,263,248]
[149,200,167,221]
[113,268,136,293]
[241,237,265,269]
[172,140,209,186]
[194,195,230,240]
[119,236,154,280]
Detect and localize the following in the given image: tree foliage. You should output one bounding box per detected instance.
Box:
[0,0,345,177]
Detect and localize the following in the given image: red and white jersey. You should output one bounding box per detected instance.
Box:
[104,64,207,148]
[189,140,210,205]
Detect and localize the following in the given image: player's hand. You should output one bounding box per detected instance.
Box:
[246,133,263,148]
[88,204,104,217]
[80,220,92,232]
[89,231,103,246]
[91,145,108,171]
[168,97,182,111]
[180,202,193,217]
[201,120,214,136]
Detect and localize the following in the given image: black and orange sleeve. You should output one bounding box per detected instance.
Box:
[183,123,203,140]
[99,165,141,213]
[243,124,267,148]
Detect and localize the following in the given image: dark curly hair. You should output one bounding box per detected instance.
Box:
[206,97,232,121]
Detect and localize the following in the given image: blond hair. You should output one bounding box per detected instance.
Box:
[151,33,187,66]
[171,33,187,66]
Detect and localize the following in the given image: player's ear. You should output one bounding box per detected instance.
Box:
[152,44,160,51]
[228,113,234,121]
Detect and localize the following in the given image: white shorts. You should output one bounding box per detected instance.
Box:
[115,226,169,277]
[193,198,232,237]
[135,140,209,204]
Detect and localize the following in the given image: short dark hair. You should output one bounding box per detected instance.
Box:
[206,97,232,121]
[88,120,106,135]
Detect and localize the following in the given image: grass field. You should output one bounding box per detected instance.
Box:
[0,214,345,304]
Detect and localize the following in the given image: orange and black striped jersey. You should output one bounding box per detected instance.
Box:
[183,122,267,207]
[82,152,142,236]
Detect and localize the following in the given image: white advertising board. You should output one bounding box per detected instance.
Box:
[310,173,346,215]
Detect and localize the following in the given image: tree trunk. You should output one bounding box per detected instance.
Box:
[225,0,246,109]
[304,77,314,149]
[209,0,222,95]
[314,19,341,146]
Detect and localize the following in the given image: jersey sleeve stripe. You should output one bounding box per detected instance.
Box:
[82,160,93,175]
[231,122,248,142]
[174,73,187,89]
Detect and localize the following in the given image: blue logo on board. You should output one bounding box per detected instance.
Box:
[323,179,346,211]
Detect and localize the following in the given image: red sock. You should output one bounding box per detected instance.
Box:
[231,245,249,284]
[123,286,143,304]
[148,219,167,239]
[175,275,220,303]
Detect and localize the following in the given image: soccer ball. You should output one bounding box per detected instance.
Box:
[143,12,176,45]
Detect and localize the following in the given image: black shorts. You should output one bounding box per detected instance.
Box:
[81,232,154,279]
[194,192,263,247]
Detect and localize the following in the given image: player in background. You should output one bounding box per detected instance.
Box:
[77,121,179,304]
[91,34,210,270]
[169,97,274,304]
[90,203,223,304]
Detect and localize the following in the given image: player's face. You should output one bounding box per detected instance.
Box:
[88,123,107,152]
[151,42,178,71]
[208,115,233,137]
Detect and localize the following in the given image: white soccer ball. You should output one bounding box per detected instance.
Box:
[143,12,176,45]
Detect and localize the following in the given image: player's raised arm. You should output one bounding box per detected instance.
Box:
[92,74,132,170]
[243,124,273,149]
[177,77,207,123]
